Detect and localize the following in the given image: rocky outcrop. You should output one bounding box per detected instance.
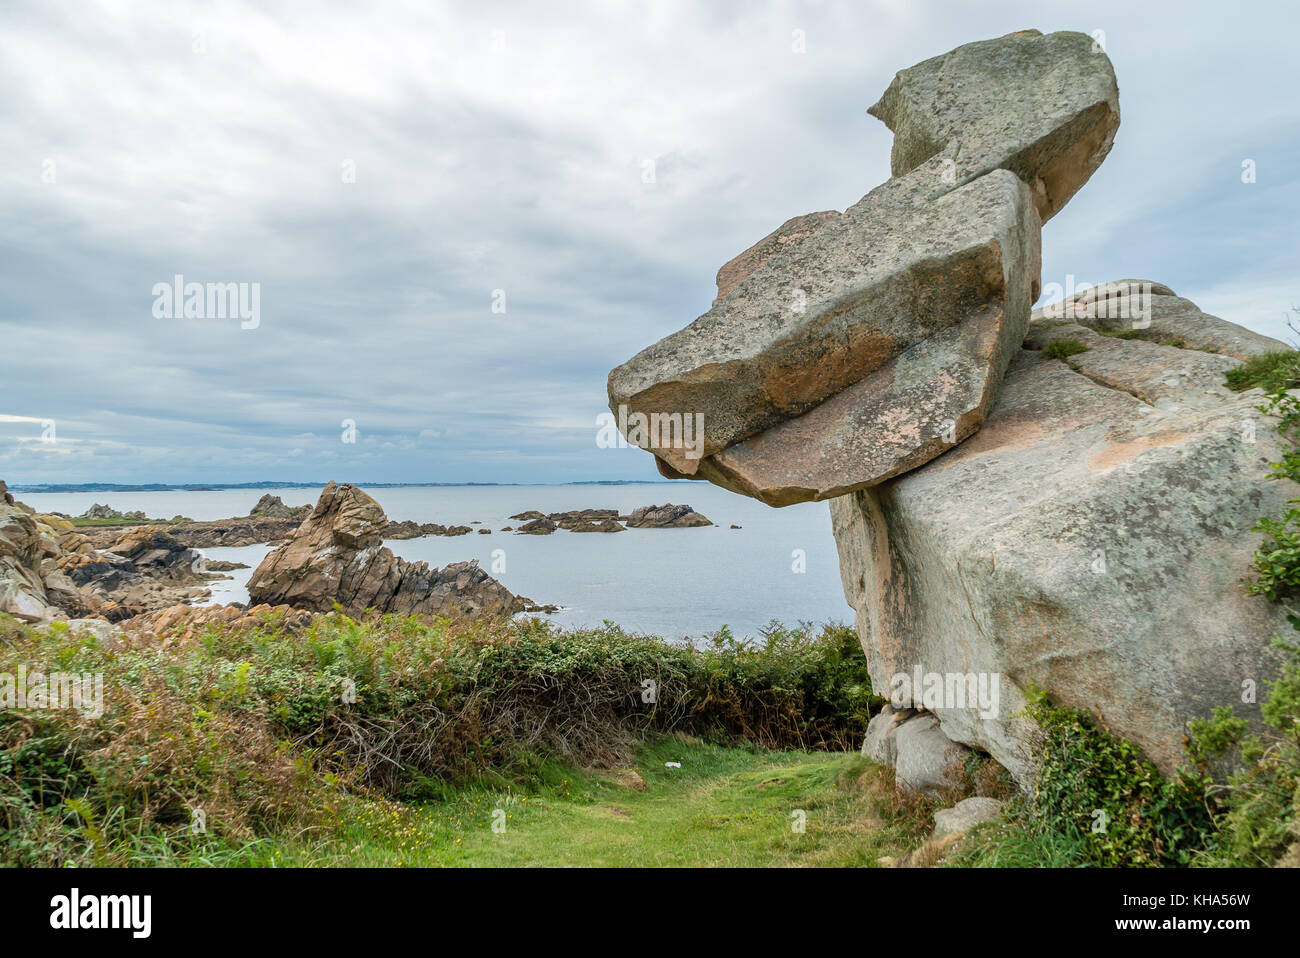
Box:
[603,31,1293,793]
[247,482,525,618]
[516,518,557,535]
[1034,279,1289,361]
[832,288,1294,783]
[551,509,623,531]
[249,494,311,520]
[624,504,711,528]
[79,516,303,550]
[932,797,1004,839]
[80,503,146,521]
[0,493,61,622]
[608,31,1117,502]
[383,520,472,539]
[1,492,218,623]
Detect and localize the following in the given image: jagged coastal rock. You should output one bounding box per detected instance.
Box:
[605,30,1294,790]
[246,482,524,618]
[249,493,311,520]
[78,515,303,550]
[1,492,217,623]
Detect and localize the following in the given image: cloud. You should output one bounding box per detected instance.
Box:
[1,0,1297,484]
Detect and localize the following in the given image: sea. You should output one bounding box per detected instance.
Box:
[17,483,851,641]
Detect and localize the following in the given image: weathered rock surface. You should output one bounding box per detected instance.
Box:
[713,210,840,304]
[608,30,1115,500]
[1,491,219,623]
[247,482,524,618]
[694,287,1035,505]
[892,712,973,796]
[80,516,303,550]
[503,507,711,532]
[610,168,1040,478]
[122,602,317,644]
[869,29,1118,222]
[831,293,1296,782]
[933,797,1005,838]
[1034,279,1290,361]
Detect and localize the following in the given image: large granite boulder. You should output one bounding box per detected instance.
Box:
[712,210,841,304]
[607,30,1117,503]
[831,293,1295,783]
[868,28,1119,222]
[247,482,524,619]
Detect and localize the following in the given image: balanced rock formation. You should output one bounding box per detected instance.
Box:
[247,482,523,618]
[833,286,1294,783]
[603,31,1297,793]
[608,30,1118,504]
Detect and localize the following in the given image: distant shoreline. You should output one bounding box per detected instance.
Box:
[10,480,674,493]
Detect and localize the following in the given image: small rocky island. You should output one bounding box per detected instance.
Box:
[508,503,711,534]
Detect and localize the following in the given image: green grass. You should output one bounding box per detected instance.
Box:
[66,517,178,527]
[0,612,882,866]
[214,739,924,867]
[944,808,1092,867]
[1042,338,1089,361]
[1225,349,1300,392]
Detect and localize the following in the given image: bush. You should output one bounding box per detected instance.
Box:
[1225,349,1300,393]
[1042,338,1089,361]
[0,612,872,865]
[1018,688,1213,866]
[1189,640,1300,867]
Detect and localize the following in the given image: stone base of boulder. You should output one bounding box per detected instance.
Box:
[933,796,1004,838]
[863,704,974,797]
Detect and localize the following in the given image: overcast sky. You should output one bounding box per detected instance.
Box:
[2,0,1297,486]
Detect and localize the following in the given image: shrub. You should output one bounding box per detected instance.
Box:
[1189,640,1300,867]
[0,612,872,865]
[1015,687,1213,867]
[1042,338,1089,361]
[1224,349,1300,393]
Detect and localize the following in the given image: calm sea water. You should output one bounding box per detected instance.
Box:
[19,484,850,641]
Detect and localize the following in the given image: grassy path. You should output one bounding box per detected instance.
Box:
[245,737,926,867]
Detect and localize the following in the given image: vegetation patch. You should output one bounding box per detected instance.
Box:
[1225,349,1300,392]
[0,613,876,866]
[1042,338,1090,361]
